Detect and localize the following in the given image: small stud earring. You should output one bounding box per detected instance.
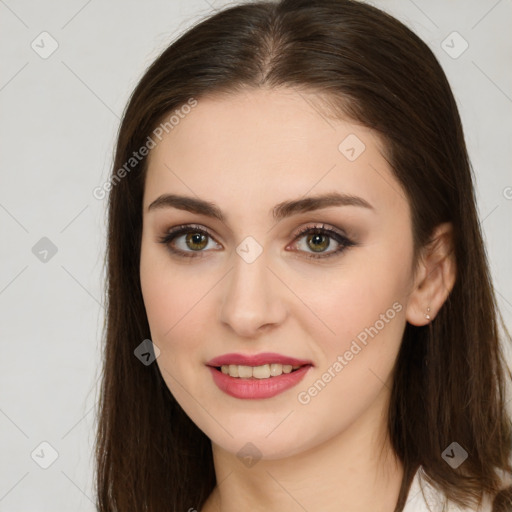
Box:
[425,307,431,321]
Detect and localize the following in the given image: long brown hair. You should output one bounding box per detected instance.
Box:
[95,1,512,510]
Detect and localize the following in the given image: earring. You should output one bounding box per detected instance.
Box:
[425,307,431,321]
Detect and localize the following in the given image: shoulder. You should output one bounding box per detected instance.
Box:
[403,466,497,512]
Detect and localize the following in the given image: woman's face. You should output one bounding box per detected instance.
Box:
[140,87,416,460]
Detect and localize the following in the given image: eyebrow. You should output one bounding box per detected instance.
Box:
[147,192,374,221]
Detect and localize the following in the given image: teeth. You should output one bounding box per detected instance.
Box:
[219,363,301,379]
[238,365,253,378]
[253,364,270,379]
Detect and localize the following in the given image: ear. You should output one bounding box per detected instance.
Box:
[405,222,457,326]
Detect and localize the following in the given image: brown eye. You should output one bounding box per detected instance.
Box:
[305,233,330,253]
[290,224,355,259]
[158,225,221,258]
[184,232,208,251]
[158,223,355,260]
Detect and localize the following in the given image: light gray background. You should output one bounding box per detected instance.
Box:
[1,0,511,510]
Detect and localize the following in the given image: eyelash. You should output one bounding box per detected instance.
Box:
[157,223,355,260]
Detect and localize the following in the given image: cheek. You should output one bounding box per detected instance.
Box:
[140,248,187,367]
[301,246,410,342]
[327,268,407,351]
[295,235,412,389]
[290,262,408,450]
[139,241,222,389]
[140,238,204,340]
[139,256,204,402]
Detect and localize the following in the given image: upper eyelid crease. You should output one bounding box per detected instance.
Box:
[159,223,354,260]
[146,192,374,223]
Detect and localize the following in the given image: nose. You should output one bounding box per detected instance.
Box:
[219,248,287,338]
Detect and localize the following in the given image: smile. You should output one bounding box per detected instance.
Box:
[205,352,314,399]
[218,363,301,378]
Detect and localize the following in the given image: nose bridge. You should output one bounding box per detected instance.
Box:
[219,246,285,336]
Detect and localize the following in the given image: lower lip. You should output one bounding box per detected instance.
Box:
[207,365,312,399]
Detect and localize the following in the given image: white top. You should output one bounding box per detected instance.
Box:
[403,466,495,512]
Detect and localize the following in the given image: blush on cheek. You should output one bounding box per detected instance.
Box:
[327,294,405,364]
[143,284,210,365]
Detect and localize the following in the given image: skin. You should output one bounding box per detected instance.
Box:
[139,87,456,512]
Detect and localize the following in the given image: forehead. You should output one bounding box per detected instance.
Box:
[143,88,407,218]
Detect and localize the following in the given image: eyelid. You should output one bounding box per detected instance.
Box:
[290,222,349,241]
[286,223,355,259]
[158,222,355,259]
[157,224,221,258]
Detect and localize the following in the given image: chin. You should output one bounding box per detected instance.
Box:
[205,418,320,462]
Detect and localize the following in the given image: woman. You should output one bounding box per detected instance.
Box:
[95,1,512,510]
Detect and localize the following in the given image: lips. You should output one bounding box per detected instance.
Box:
[205,352,314,399]
[206,352,313,368]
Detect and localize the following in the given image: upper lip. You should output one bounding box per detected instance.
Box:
[206,352,313,367]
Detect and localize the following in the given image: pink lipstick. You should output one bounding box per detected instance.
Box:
[206,352,313,399]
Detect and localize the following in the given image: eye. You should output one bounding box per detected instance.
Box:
[157,224,221,258]
[158,223,355,260]
[288,223,355,259]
